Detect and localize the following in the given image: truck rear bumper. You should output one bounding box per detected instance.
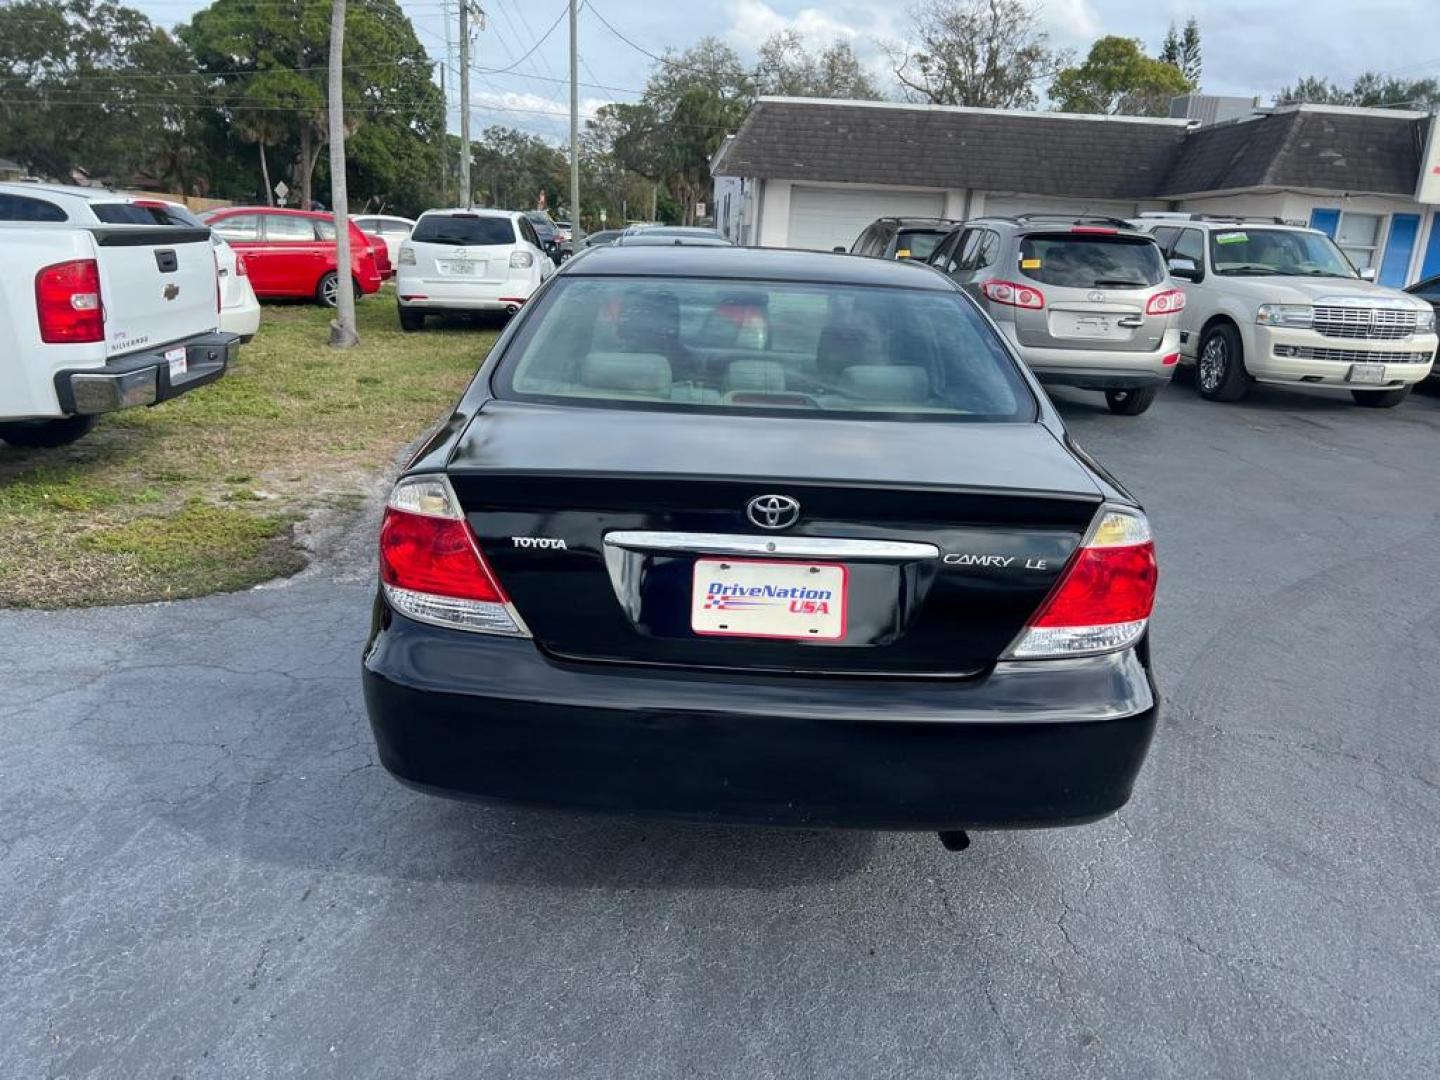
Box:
[54,332,238,415]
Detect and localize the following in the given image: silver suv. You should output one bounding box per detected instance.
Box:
[927,215,1183,415]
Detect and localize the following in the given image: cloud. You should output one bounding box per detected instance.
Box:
[726,0,864,45]
[471,90,614,125]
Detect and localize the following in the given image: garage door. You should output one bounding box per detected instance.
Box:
[787,186,945,252]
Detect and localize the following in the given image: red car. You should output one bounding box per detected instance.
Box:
[201,207,383,306]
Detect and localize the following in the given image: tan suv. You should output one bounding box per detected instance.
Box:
[928,215,1184,415]
[1137,215,1436,407]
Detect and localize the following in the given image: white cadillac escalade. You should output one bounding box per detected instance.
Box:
[1136,216,1436,408]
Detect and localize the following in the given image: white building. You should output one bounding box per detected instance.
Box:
[712,97,1440,288]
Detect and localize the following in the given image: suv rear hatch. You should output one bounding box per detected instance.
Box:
[447,402,1104,677]
[410,213,518,288]
[1011,232,1167,353]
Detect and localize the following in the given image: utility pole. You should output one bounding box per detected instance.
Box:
[458,1,471,207]
[568,0,583,245]
[327,0,357,347]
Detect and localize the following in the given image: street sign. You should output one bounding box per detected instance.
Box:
[695,202,706,218]
[274,180,289,206]
[599,209,607,224]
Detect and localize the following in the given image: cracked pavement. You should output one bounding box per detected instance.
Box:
[2,381,1438,1079]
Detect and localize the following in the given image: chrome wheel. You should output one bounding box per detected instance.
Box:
[1198,337,1226,392]
[320,274,339,307]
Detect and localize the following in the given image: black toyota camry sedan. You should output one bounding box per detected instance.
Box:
[362,245,1158,844]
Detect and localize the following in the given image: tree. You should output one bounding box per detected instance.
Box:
[1051,36,1190,116]
[0,0,203,185]
[1159,18,1201,90]
[1275,73,1440,109]
[887,0,1062,109]
[181,0,440,209]
[755,31,881,100]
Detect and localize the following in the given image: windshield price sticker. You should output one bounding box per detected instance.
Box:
[1216,232,1247,245]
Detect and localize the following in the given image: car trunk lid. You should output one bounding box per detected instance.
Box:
[446,401,1104,677]
[88,226,218,358]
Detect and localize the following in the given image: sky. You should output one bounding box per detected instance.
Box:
[133,0,1440,142]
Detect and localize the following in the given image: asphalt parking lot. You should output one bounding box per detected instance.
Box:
[3,378,1438,1080]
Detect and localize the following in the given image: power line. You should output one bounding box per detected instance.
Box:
[472,0,567,76]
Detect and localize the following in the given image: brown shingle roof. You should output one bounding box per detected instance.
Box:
[716,99,1430,201]
[712,99,1190,199]
[1161,109,1424,196]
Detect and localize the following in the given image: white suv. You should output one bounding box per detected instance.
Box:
[395,208,553,331]
[1137,215,1436,407]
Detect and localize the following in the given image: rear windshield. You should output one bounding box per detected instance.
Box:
[92,202,204,226]
[497,277,1034,421]
[895,229,946,260]
[412,214,515,246]
[1017,235,1164,289]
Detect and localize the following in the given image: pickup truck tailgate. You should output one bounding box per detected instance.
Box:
[92,226,218,358]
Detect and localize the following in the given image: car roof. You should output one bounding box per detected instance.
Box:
[1135,215,1319,234]
[210,205,326,218]
[875,217,961,229]
[563,245,955,289]
[421,207,517,218]
[0,181,140,204]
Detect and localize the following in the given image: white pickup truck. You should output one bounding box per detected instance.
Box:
[0,185,239,448]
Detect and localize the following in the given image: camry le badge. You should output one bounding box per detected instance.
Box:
[747,494,800,530]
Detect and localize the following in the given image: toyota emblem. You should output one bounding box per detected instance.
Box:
[746,494,800,530]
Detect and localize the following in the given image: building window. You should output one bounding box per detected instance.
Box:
[1336,212,1383,272]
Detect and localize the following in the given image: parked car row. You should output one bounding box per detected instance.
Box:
[848,211,1437,413]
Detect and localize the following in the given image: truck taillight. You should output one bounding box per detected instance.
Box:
[235,253,249,276]
[378,475,529,636]
[1146,288,1186,315]
[1006,508,1157,659]
[981,279,1045,309]
[35,259,104,343]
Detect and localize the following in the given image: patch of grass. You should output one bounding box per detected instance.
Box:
[0,288,497,607]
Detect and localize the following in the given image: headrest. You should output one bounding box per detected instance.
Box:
[835,365,930,404]
[579,352,672,396]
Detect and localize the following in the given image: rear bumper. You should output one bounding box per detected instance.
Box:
[220,298,261,339]
[1007,327,1181,390]
[362,606,1159,831]
[395,273,536,310]
[53,332,238,415]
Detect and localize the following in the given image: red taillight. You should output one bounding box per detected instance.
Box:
[378,475,529,635]
[1162,352,1180,366]
[1146,288,1186,315]
[1030,541,1157,628]
[380,507,507,603]
[1008,509,1156,659]
[35,259,103,343]
[982,279,1045,309]
[235,253,249,276]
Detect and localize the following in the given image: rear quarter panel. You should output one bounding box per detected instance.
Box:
[0,227,108,418]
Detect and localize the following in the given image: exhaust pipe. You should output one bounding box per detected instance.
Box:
[937,830,970,852]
